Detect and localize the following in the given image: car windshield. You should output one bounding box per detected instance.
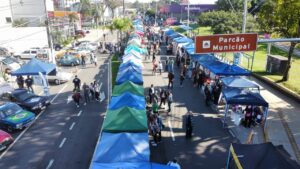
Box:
[16,91,36,101]
[0,104,22,118]
[2,58,14,64]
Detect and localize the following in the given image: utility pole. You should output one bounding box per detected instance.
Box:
[123,0,125,17]
[242,0,247,33]
[43,0,54,64]
[187,0,190,27]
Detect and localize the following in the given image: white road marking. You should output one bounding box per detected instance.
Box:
[229,130,235,138]
[77,110,82,116]
[46,159,54,169]
[69,122,76,130]
[168,120,176,141]
[66,95,72,104]
[59,138,67,148]
[99,82,102,91]
[50,84,68,103]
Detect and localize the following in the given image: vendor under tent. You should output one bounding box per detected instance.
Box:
[115,69,143,85]
[221,77,259,90]
[91,162,176,169]
[201,60,251,76]
[221,87,269,128]
[102,107,147,132]
[11,58,56,76]
[226,143,300,169]
[92,132,149,163]
[109,92,145,110]
[112,81,144,96]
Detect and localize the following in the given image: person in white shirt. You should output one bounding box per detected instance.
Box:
[158,61,163,75]
[167,159,181,169]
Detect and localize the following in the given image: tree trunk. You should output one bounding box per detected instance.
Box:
[282,42,296,81]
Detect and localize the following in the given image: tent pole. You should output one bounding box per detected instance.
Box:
[226,145,232,169]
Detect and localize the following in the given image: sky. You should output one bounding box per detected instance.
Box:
[126,0,218,4]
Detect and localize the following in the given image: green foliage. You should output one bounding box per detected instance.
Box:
[111,54,121,87]
[216,0,244,11]
[107,17,133,32]
[145,9,155,17]
[12,18,28,27]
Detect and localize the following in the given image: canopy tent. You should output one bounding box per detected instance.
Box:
[221,77,259,89]
[122,53,141,61]
[185,47,195,55]
[191,54,218,63]
[122,57,142,66]
[173,37,193,43]
[135,30,144,37]
[201,61,251,76]
[119,61,142,72]
[119,64,142,74]
[183,42,195,49]
[11,58,56,76]
[109,92,145,110]
[226,143,300,169]
[91,162,177,169]
[221,87,269,127]
[103,107,147,132]
[179,24,192,30]
[162,27,171,32]
[122,60,144,68]
[115,69,143,85]
[128,39,141,47]
[168,33,182,39]
[112,81,144,96]
[125,46,147,55]
[117,66,142,77]
[177,42,190,48]
[164,29,175,36]
[92,132,149,163]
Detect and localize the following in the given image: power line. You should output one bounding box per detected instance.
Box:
[226,0,236,12]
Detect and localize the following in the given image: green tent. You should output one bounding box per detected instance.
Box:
[103,107,147,132]
[112,81,144,96]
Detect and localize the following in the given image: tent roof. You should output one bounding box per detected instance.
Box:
[109,92,146,110]
[91,162,177,169]
[92,132,149,163]
[165,29,175,35]
[202,61,250,76]
[122,60,144,68]
[191,54,218,63]
[116,68,143,85]
[113,81,144,96]
[103,107,147,132]
[183,42,195,49]
[125,46,147,55]
[119,64,142,73]
[221,76,259,89]
[11,58,56,76]
[174,37,193,43]
[230,143,300,169]
[119,61,142,71]
[169,33,182,39]
[222,87,268,107]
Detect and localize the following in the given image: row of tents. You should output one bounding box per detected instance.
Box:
[89,18,176,169]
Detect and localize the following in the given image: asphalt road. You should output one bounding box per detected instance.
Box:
[0,30,116,169]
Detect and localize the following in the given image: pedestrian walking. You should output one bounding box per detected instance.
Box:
[25,75,34,93]
[73,75,81,91]
[149,116,160,147]
[89,82,95,101]
[168,59,174,73]
[148,84,155,104]
[159,88,167,108]
[16,76,24,88]
[94,81,100,101]
[204,83,211,106]
[82,82,90,105]
[179,72,185,87]
[158,61,163,75]
[185,111,193,138]
[167,91,173,115]
[168,72,174,89]
[152,100,159,114]
[72,89,82,108]
[155,113,163,142]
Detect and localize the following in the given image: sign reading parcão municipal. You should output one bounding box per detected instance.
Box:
[195,33,258,54]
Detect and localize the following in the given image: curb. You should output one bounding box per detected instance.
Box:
[252,73,300,104]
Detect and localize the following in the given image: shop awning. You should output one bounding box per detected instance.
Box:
[109,92,145,110]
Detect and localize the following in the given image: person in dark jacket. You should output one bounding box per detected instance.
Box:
[16,76,24,88]
[185,111,193,138]
[72,89,82,108]
[168,72,174,89]
[73,75,81,91]
[25,75,34,93]
[204,83,211,106]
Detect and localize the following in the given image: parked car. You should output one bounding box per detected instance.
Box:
[54,44,63,51]
[0,102,35,132]
[0,130,13,151]
[14,49,38,59]
[57,54,81,66]
[0,56,21,72]
[4,89,50,113]
[75,42,98,52]
[75,30,85,37]
[47,71,73,85]
[0,46,15,57]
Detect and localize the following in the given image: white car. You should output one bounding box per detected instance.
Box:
[0,57,21,72]
[47,71,73,85]
[14,49,38,59]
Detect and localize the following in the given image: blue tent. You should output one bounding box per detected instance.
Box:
[221,77,259,89]
[165,29,175,36]
[183,42,195,50]
[201,61,251,76]
[92,132,149,163]
[118,66,142,75]
[115,68,143,85]
[109,92,145,110]
[119,62,142,72]
[191,54,218,63]
[11,58,56,76]
[222,87,268,107]
[91,162,177,169]
[169,33,182,39]
[174,37,193,43]
[186,47,195,55]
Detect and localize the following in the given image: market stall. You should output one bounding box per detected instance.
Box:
[109,92,145,110]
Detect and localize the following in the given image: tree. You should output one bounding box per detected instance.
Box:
[257,0,300,81]
[107,17,133,43]
[216,0,244,11]
[80,0,92,18]
[145,9,155,17]
[105,0,122,19]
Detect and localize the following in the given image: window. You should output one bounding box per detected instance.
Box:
[31,51,37,54]
[23,50,30,54]
[5,17,12,23]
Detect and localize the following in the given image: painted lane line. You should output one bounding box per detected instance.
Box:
[50,84,68,103]
[66,95,72,104]
[59,138,67,148]
[69,122,76,130]
[77,110,82,116]
[168,120,175,142]
[46,159,54,169]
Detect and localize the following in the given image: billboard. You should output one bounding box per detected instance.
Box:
[195,33,258,54]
